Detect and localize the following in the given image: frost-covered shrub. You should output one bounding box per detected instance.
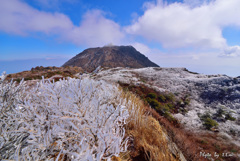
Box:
[0,75,130,161]
[0,72,26,159]
[0,72,25,113]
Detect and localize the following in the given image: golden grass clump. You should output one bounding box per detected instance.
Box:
[119,90,178,161]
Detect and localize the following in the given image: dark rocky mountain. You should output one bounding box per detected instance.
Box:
[62,45,159,71]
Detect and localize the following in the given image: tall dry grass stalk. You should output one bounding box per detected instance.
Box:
[118,90,178,161]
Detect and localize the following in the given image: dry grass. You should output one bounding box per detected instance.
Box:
[119,91,178,161]
[127,116,176,161]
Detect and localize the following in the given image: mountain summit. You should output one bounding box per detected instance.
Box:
[62,45,159,71]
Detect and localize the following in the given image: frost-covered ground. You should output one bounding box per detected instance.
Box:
[88,67,240,144]
[0,72,135,161]
[2,67,239,159]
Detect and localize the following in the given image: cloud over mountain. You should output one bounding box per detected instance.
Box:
[65,10,124,47]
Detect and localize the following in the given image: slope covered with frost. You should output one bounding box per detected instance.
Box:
[0,72,131,161]
[90,67,240,144]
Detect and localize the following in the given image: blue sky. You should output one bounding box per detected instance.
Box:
[0,0,240,76]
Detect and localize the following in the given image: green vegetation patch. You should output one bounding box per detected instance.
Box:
[200,112,218,130]
[118,82,190,125]
[225,112,236,121]
[214,107,236,122]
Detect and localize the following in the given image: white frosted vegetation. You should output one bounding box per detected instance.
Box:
[0,73,130,160]
[91,67,240,143]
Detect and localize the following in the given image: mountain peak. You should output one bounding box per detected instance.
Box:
[62,45,159,72]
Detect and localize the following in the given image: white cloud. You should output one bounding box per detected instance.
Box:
[66,10,124,47]
[126,0,240,50]
[0,0,124,47]
[221,46,240,57]
[0,0,73,35]
[131,42,151,55]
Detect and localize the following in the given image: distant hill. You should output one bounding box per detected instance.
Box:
[62,45,159,71]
